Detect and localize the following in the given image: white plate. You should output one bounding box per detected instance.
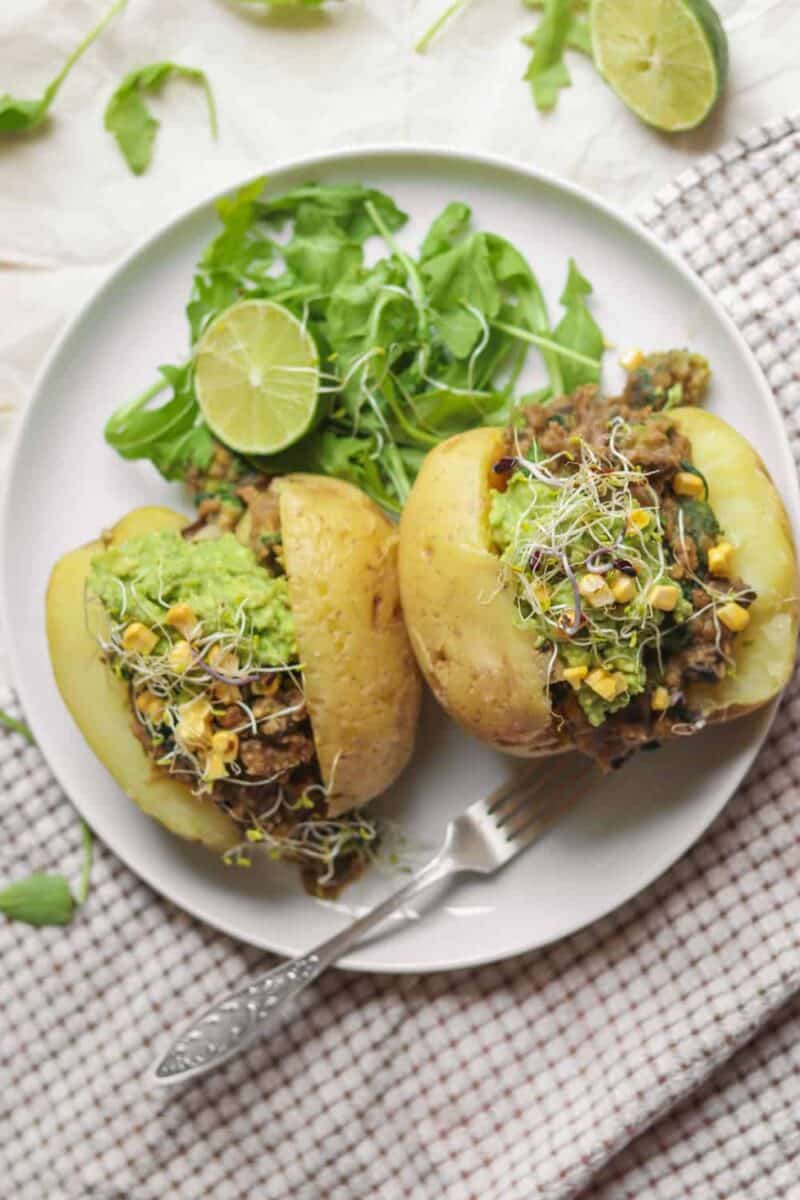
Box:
[3,147,797,973]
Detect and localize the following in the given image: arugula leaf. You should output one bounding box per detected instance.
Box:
[0,707,34,742]
[419,201,472,259]
[105,62,217,175]
[552,258,604,392]
[0,0,126,135]
[104,364,214,480]
[0,875,74,927]
[105,180,605,512]
[415,0,469,54]
[0,705,94,926]
[0,822,93,929]
[523,0,574,112]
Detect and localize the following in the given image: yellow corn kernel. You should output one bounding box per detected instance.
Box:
[672,471,704,498]
[208,644,239,674]
[627,508,651,532]
[563,665,588,691]
[252,675,280,696]
[530,581,550,607]
[621,349,644,370]
[708,541,734,578]
[612,574,637,604]
[165,602,197,638]
[717,601,751,632]
[578,573,614,607]
[211,730,239,762]
[578,573,604,597]
[122,622,158,655]
[204,752,228,782]
[212,681,240,704]
[649,584,680,612]
[585,668,619,702]
[168,640,194,674]
[651,686,670,712]
[135,691,165,722]
[175,695,212,750]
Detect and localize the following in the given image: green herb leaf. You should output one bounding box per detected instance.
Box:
[0,0,126,135]
[105,180,605,511]
[0,707,34,742]
[415,0,469,54]
[0,874,74,927]
[552,258,604,392]
[105,61,217,175]
[77,822,94,906]
[523,0,573,111]
[104,363,214,481]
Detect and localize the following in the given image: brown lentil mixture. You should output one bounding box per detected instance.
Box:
[506,350,754,769]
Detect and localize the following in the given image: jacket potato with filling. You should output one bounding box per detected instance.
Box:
[398,407,798,767]
[46,476,421,886]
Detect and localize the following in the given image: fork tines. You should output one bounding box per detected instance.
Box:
[485,755,596,846]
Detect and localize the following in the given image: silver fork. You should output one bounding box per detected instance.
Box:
[151,753,595,1086]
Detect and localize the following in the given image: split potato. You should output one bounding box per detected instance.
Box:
[398,411,798,756]
[46,478,421,848]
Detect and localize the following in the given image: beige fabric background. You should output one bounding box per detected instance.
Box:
[2,4,800,1198]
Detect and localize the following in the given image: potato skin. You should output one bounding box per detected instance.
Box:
[398,415,799,755]
[398,428,561,756]
[276,474,422,816]
[669,407,799,721]
[46,507,239,852]
[46,481,421,847]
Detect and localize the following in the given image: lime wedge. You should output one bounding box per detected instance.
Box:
[195,299,319,455]
[590,0,728,132]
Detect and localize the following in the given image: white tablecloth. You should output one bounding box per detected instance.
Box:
[2,4,800,1197]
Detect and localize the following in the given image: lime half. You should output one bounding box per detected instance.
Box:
[195,299,319,455]
[591,0,728,132]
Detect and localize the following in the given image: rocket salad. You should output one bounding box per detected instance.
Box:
[105,179,605,512]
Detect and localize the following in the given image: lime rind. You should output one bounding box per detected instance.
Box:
[591,0,728,132]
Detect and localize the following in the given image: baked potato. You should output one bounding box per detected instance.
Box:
[398,404,798,767]
[47,476,421,884]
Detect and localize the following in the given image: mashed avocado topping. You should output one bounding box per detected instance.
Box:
[88,530,297,666]
[489,445,692,727]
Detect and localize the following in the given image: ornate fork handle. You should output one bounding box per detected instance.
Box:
[152,849,456,1085]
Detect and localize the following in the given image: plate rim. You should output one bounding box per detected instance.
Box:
[2,142,795,973]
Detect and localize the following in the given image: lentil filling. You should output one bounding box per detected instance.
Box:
[491,351,755,769]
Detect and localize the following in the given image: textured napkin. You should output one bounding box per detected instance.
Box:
[3,115,800,1200]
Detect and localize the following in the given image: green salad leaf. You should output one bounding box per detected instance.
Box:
[0,707,34,742]
[105,179,604,511]
[0,0,126,135]
[415,0,469,53]
[105,62,217,175]
[0,712,95,926]
[552,258,604,391]
[0,875,75,927]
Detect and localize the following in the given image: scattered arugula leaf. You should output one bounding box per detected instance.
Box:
[522,0,573,111]
[0,874,75,927]
[77,821,94,906]
[0,0,126,135]
[105,179,604,510]
[0,707,95,926]
[105,62,217,175]
[0,823,94,928]
[522,0,594,110]
[415,0,469,53]
[0,707,34,742]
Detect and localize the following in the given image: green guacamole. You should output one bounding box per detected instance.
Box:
[489,472,691,727]
[88,530,297,666]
